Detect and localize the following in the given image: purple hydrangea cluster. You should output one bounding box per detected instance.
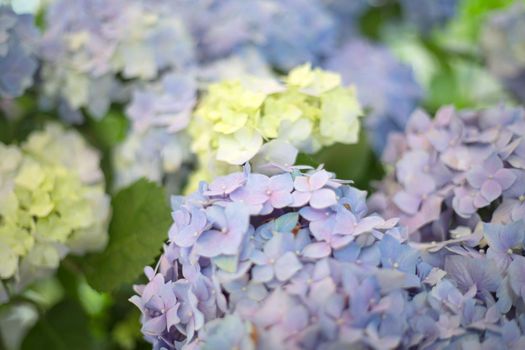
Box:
[481,3,525,104]
[131,165,525,349]
[324,39,423,154]
[178,0,336,71]
[399,0,459,35]
[321,0,368,41]
[39,0,195,120]
[0,6,39,98]
[369,105,525,241]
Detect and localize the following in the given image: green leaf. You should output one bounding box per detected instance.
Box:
[22,299,96,350]
[86,110,129,149]
[81,179,171,292]
[315,128,373,186]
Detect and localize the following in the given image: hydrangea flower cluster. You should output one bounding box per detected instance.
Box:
[188,64,362,188]
[324,39,423,154]
[112,128,191,192]
[132,166,525,349]
[369,105,525,241]
[321,0,367,41]
[0,124,110,295]
[399,0,459,34]
[39,0,194,120]
[0,6,39,98]
[179,0,336,71]
[112,73,197,190]
[481,3,525,104]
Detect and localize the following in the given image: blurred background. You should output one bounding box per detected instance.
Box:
[0,0,523,348]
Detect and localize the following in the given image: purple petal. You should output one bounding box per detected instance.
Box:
[275,252,302,281]
[308,170,332,190]
[270,191,293,208]
[302,242,331,259]
[485,154,503,173]
[252,265,274,283]
[142,315,167,336]
[166,305,180,331]
[291,191,311,207]
[466,168,488,189]
[310,188,337,209]
[481,180,502,202]
[269,173,293,192]
[393,190,421,215]
[494,169,517,190]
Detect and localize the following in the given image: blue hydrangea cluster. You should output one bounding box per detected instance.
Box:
[39,0,195,120]
[320,0,368,41]
[369,105,525,241]
[112,128,192,192]
[112,73,197,190]
[399,0,459,35]
[324,38,423,154]
[482,3,525,104]
[0,6,39,98]
[178,0,336,71]
[131,166,525,349]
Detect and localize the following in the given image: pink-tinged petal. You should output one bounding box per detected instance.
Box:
[407,174,436,195]
[291,191,311,207]
[494,169,517,190]
[293,176,311,192]
[452,195,476,218]
[299,206,330,221]
[512,203,525,222]
[142,275,165,301]
[308,170,332,190]
[166,305,180,331]
[473,193,490,209]
[426,129,450,152]
[269,173,293,192]
[331,235,355,249]
[310,189,337,209]
[252,265,274,283]
[174,226,199,248]
[393,191,421,215]
[481,180,502,203]
[485,154,503,173]
[142,315,167,336]
[129,295,144,313]
[230,186,268,205]
[302,242,331,259]
[195,230,228,258]
[466,168,487,189]
[406,195,443,231]
[309,220,334,242]
[270,191,293,208]
[334,210,357,235]
[283,305,309,332]
[275,252,302,281]
[354,216,386,236]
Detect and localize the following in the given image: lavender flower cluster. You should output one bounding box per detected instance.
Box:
[482,3,525,104]
[179,0,336,71]
[369,105,524,241]
[0,6,39,98]
[131,166,525,349]
[324,38,423,154]
[39,0,194,120]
